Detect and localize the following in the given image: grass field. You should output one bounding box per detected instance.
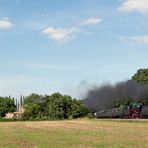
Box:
[0,119,148,148]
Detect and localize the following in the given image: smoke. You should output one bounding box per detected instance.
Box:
[83,80,148,112]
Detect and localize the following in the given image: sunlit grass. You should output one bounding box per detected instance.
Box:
[0,119,148,148]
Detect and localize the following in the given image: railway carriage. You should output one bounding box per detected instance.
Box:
[96,103,148,119]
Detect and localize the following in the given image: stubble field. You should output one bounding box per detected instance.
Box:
[0,119,148,148]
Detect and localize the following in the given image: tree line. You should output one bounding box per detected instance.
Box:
[0,93,89,120]
[22,93,89,120]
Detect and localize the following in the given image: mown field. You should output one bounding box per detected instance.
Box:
[0,119,148,148]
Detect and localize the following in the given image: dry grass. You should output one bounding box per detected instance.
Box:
[0,119,148,148]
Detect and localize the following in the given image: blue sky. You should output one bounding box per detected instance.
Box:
[0,0,148,98]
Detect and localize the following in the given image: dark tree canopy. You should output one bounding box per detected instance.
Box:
[132,68,148,83]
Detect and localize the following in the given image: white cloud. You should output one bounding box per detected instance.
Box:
[0,19,12,29]
[42,17,102,42]
[118,0,148,14]
[125,35,148,43]
[42,27,79,42]
[81,17,102,26]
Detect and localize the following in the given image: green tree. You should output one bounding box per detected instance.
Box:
[23,92,89,120]
[23,93,45,119]
[131,68,148,105]
[24,93,43,104]
[23,103,40,120]
[44,93,72,119]
[132,68,148,83]
[71,99,89,118]
[0,96,16,117]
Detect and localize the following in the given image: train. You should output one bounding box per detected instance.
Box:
[95,103,148,119]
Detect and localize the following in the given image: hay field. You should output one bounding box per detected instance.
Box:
[0,119,148,148]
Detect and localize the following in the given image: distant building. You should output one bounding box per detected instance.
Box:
[5,106,25,119]
[5,95,25,119]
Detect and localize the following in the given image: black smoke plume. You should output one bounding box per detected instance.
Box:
[83,80,148,112]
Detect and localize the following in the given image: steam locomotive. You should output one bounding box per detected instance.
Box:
[96,103,148,119]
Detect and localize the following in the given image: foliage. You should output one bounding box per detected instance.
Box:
[22,93,89,120]
[71,99,89,118]
[131,68,148,105]
[23,103,40,120]
[24,93,43,104]
[132,68,148,83]
[0,97,16,117]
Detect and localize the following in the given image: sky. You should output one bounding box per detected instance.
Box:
[0,0,148,99]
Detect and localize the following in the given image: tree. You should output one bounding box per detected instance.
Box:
[23,103,40,120]
[23,92,89,120]
[71,99,89,118]
[0,96,16,117]
[23,93,45,119]
[132,68,148,83]
[24,93,43,104]
[44,93,72,119]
